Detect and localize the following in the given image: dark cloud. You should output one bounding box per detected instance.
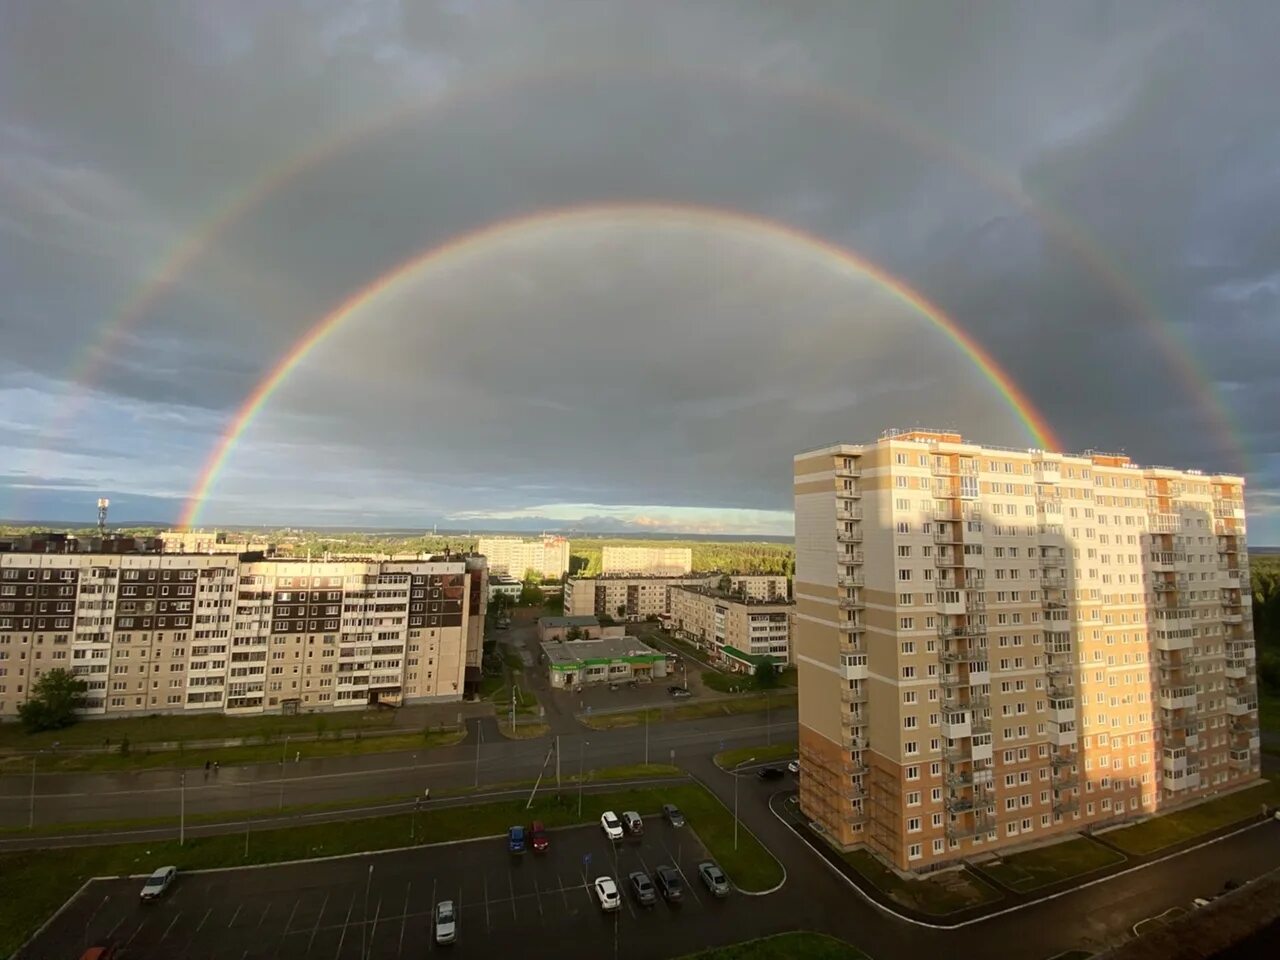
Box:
[0,1,1277,539]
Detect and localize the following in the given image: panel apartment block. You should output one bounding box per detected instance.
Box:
[0,549,484,719]
[794,430,1258,872]
[476,536,570,579]
[601,546,693,576]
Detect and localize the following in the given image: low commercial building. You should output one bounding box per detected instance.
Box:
[488,574,523,600]
[541,636,668,688]
[668,585,792,672]
[536,615,620,642]
[476,536,570,579]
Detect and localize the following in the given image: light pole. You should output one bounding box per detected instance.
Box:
[179,772,186,846]
[733,757,755,852]
[474,721,482,788]
[578,739,590,818]
[644,710,649,767]
[278,735,289,810]
[361,863,373,960]
[766,690,771,746]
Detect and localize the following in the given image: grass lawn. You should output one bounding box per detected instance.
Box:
[0,708,396,751]
[981,836,1124,892]
[0,727,465,775]
[497,720,550,740]
[714,742,796,769]
[579,693,796,731]
[840,848,1001,915]
[1105,775,1280,855]
[678,932,868,959]
[1259,688,1280,733]
[0,780,780,957]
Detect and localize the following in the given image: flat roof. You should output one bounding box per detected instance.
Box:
[541,636,663,667]
[538,615,600,628]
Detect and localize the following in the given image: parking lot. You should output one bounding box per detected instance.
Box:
[26,817,775,959]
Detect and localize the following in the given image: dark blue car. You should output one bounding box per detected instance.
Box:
[508,825,526,853]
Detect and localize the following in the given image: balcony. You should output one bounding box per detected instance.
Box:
[1164,770,1201,792]
[1149,513,1181,534]
[1152,580,1178,594]
[841,550,865,566]
[1149,552,1186,572]
[1162,748,1189,775]
[946,818,991,842]
[934,550,964,568]
[1040,552,1066,568]
[838,595,865,611]
[970,714,992,734]
[1050,752,1077,770]
[1040,574,1066,589]
[970,736,994,762]
[1229,749,1252,772]
[937,592,967,616]
[1222,611,1243,625]
[834,462,861,479]
[1052,796,1080,815]
[1048,698,1075,725]
[1051,770,1079,790]
[840,685,869,705]
[1214,500,1247,520]
[941,712,972,740]
[839,732,868,751]
[836,504,863,521]
[840,656,869,682]
[1159,687,1197,711]
[934,526,962,545]
[838,620,866,637]
[837,572,864,588]
[1033,463,1062,484]
[945,795,976,813]
[1227,696,1257,716]
[968,664,991,686]
[1153,631,1193,653]
[1225,660,1248,680]
[836,528,863,544]
[842,756,869,776]
[1047,724,1078,747]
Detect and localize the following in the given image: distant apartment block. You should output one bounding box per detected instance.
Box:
[0,540,487,719]
[668,585,793,673]
[601,545,693,576]
[477,536,570,579]
[563,573,788,622]
[794,429,1258,873]
[158,530,275,555]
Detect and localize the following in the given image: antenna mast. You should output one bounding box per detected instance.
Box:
[97,498,110,537]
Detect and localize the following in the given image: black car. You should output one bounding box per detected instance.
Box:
[756,766,785,781]
[662,803,685,827]
[654,865,683,902]
[629,870,657,906]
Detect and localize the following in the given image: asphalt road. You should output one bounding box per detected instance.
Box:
[24,755,1280,960]
[0,712,797,833]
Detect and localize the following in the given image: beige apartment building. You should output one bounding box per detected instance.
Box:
[0,539,486,719]
[477,536,570,579]
[601,545,693,575]
[563,573,788,621]
[794,429,1258,873]
[158,530,274,555]
[668,585,793,673]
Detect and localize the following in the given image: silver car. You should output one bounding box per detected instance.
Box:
[139,866,177,901]
[435,899,457,944]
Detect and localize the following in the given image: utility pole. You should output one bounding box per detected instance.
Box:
[644,710,649,766]
[766,690,771,746]
[555,735,561,798]
[179,772,186,846]
[279,735,290,810]
[28,755,36,830]
[733,757,755,851]
[578,739,589,817]
[474,722,482,788]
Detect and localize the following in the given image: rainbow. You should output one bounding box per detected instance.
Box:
[178,202,1060,527]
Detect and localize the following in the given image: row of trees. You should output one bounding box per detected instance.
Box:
[1251,556,1280,692]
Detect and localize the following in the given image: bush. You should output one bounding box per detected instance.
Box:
[17,669,87,733]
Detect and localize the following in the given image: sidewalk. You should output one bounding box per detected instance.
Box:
[772,789,1280,926]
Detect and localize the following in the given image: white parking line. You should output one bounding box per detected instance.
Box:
[257,902,271,928]
[483,875,491,932]
[661,838,702,906]
[226,904,241,929]
[196,907,212,932]
[532,872,544,918]
[281,899,300,937]
[123,919,146,948]
[160,913,182,941]
[398,883,411,958]
[106,916,125,939]
[308,893,329,953]
[367,898,382,953]
[508,872,517,922]
[333,892,356,960]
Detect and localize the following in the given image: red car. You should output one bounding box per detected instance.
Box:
[530,820,549,852]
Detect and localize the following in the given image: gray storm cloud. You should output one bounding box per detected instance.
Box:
[0,0,1276,537]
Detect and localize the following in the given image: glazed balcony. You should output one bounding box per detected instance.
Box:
[1153,630,1193,653]
[1033,462,1062,484]
[937,591,967,615]
[1163,769,1201,792]
[1048,697,1075,725]
[1229,749,1252,772]
[1159,687,1197,711]
[1149,512,1181,534]
[941,712,972,740]
[1227,696,1257,716]
[840,655,868,682]
[1225,660,1249,680]
[1047,723,1078,747]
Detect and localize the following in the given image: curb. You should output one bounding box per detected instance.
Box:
[769,793,1277,930]
[13,876,106,958]
[685,771,787,897]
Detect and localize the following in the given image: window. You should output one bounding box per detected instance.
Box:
[908,843,922,861]
[907,817,921,832]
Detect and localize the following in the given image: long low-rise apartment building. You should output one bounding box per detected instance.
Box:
[794,429,1259,874]
[668,585,793,673]
[0,536,486,719]
[563,573,789,621]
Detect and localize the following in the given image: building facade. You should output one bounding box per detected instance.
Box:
[541,636,668,688]
[477,536,570,579]
[158,530,275,555]
[0,546,486,719]
[601,545,693,576]
[794,430,1258,873]
[563,573,788,621]
[668,585,793,672]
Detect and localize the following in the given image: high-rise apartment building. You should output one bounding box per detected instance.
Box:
[794,430,1258,872]
[476,536,570,579]
[0,540,485,719]
[601,545,693,576]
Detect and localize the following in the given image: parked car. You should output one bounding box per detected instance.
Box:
[662,803,686,827]
[698,861,731,897]
[757,766,785,781]
[507,825,526,853]
[787,760,800,775]
[139,866,177,901]
[434,900,457,945]
[628,870,657,907]
[654,865,683,902]
[669,687,693,698]
[79,948,115,960]
[593,876,621,912]
[1192,897,1213,909]
[621,811,644,835]
[530,820,549,852]
[600,810,624,840]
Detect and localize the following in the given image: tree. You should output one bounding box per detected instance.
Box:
[753,661,781,690]
[616,604,627,619]
[519,581,543,606]
[565,625,583,642]
[18,668,87,733]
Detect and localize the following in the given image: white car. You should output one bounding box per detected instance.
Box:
[600,810,624,840]
[139,865,177,901]
[434,899,457,944]
[594,876,621,912]
[787,761,800,775]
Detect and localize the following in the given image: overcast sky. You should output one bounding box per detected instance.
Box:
[1,1,1277,540]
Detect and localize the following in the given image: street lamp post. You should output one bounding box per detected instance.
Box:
[733,756,756,852]
[28,755,36,830]
[361,863,374,960]
[578,739,590,817]
[179,772,186,846]
[278,735,289,810]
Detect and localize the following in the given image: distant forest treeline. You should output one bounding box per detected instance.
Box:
[1252,556,1280,692]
